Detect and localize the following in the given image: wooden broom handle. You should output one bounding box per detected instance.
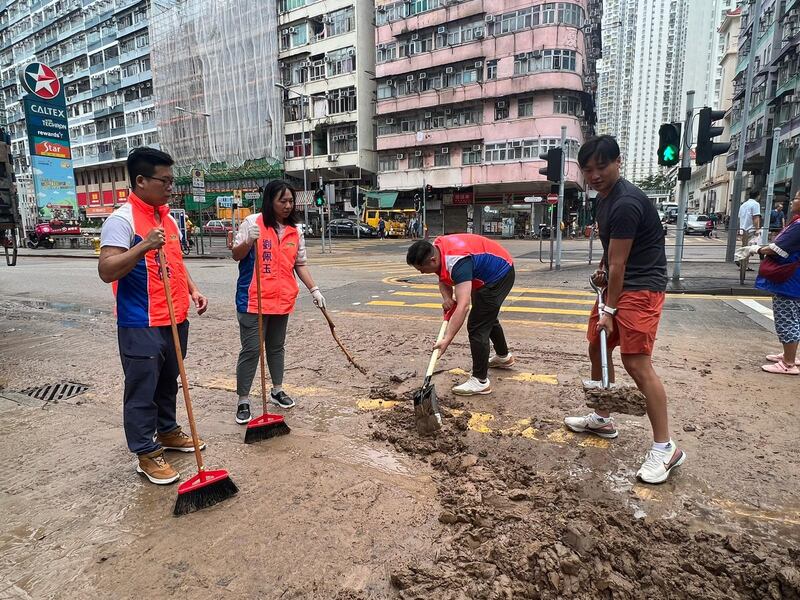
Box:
[157,247,205,473]
[254,244,269,413]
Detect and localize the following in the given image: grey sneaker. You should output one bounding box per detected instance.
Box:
[564,413,619,439]
[488,353,515,368]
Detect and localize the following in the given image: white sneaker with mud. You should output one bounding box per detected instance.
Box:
[582,379,617,390]
[636,442,686,484]
[563,413,619,439]
[452,376,492,396]
[488,353,515,369]
[136,449,180,485]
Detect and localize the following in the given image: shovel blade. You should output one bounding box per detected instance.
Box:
[413,383,442,435]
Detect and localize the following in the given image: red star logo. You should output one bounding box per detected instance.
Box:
[24,63,61,100]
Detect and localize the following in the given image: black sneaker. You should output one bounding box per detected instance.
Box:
[235,403,251,424]
[270,390,295,409]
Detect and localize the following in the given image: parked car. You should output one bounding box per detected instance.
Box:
[326,219,378,238]
[202,219,233,235]
[684,214,710,235]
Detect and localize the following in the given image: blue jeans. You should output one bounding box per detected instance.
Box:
[118,321,188,455]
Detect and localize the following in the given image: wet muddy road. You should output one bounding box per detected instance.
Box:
[1,255,799,599]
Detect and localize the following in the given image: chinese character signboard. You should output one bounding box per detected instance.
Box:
[20,62,77,220]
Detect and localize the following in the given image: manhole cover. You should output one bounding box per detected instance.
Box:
[18,382,89,403]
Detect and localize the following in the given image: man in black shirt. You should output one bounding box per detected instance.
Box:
[564,135,686,484]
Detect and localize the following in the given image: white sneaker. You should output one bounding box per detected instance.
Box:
[582,379,617,390]
[563,413,619,439]
[452,376,492,396]
[636,442,686,484]
[488,353,515,368]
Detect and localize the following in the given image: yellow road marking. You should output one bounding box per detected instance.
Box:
[392,291,596,305]
[508,373,559,385]
[547,428,611,448]
[500,418,538,439]
[333,310,588,331]
[448,368,470,376]
[366,300,589,316]
[381,278,596,296]
[357,399,400,411]
[450,409,495,433]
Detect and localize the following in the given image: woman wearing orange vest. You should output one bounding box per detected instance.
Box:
[231,180,325,423]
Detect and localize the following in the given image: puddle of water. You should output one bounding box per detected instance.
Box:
[328,441,413,477]
[15,299,110,316]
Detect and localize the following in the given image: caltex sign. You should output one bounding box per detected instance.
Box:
[19,63,62,101]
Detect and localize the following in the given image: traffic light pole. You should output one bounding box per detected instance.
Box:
[555,125,567,270]
[762,126,781,245]
[726,0,763,262]
[422,176,427,239]
[319,176,328,254]
[672,90,694,283]
[355,185,361,240]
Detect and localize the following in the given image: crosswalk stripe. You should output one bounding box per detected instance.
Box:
[366,300,589,316]
[391,291,596,305]
[738,299,774,321]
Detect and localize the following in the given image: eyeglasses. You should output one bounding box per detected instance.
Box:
[146,175,175,187]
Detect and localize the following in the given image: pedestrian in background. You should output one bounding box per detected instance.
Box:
[564,135,685,485]
[739,190,762,247]
[231,180,326,423]
[770,202,786,240]
[98,147,209,485]
[378,216,386,239]
[754,193,800,375]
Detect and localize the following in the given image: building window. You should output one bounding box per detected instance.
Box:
[518,97,534,117]
[285,133,311,158]
[495,100,509,120]
[484,138,580,163]
[327,7,354,37]
[280,0,305,12]
[377,43,397,63]
[486,59,498,80]
[514,49,576,74]
[409,153,423,169]
[330,124,357,153]
[434,148,450,166]
[553,94,581,116]
[379,154,399,171]
[462,146,482,165]
[557,2,583,26]
[328,87,357,114]
[309,58,326,81]
[496,7,535,34]
[542,2,556,24]
[327,48,356,76]
[377,82,395,99]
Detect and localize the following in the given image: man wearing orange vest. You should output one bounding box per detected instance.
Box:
[407,234,515,395]
[98,147,208,485]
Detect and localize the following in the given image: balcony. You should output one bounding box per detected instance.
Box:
[1,76,15,88]
[85,7,114,29]
[55,46,88,66]
[95,103,124,118]
[117,18,148,39]
[66,88,93,104]
[111,125,126,137]
[118,45,150,64]
[121,69,151,88]
[123,96,154,111]
[115,0,146,14]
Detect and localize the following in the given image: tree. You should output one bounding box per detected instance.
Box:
[635,172,676,192]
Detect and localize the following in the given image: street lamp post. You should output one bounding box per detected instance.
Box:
[274,84,310,235]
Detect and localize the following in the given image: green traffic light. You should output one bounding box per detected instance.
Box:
[662,144,678,164]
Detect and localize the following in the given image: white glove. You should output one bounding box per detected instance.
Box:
[734,245,760,261]
[310,286,326,309]
[247,226,261,243]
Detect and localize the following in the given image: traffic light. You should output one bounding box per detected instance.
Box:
[350,187,358,208]
[314,187,325,207]
[425,184,433,195]
[696,107,730,166]
[539,148,563,182]
[657,123,681,167]
[414,193,422,212]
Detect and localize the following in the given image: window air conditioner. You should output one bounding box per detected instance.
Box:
[407,74,415,81]
[386,79,394,86]
[414,150,422,156]
[484,14,495,22]
[385,118,395,124]
[288,27,296,33]
[497,101,506,108]
[424,111,432,117]
[472,144,481,151]
[347,48,355,56]
[396,153,405,159]
[419,72,427,79]
[411,33,419,41]
[531,50,542,58]
[378,43,386,49]
[444,108,452,114]
[474,60,483,68]
[325,55,334,62]
[474,27,485,38]
[437,26,447,34]
[328,154,339,161]
[441,147,449,154]
[445,66,454,74]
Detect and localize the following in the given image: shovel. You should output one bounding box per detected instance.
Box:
[413,305,455,435]
[584,277,647,416]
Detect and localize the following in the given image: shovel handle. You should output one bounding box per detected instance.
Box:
[158,247,205,473]
[590,275,610,390]
[426,319,449,378]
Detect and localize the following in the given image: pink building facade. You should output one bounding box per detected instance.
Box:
[374,0,602,236]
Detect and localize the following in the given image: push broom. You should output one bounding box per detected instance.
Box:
[244,246,291,444]
[157,247,238,516]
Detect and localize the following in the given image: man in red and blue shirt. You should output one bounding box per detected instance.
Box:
[407,234,515,395]
[99,147,208,486]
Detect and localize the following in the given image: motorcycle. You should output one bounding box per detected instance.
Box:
[26,223,55,249]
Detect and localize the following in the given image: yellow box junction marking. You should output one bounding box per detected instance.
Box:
[366,299,589,316]
[508,373,559,385]
[356,399,400,411]
[450,409,495,433]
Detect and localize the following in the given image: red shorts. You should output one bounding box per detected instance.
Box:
[587,290,665,355]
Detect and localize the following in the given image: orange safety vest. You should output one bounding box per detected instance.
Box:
[435,234,513,289]
[110,192,189,327]
[236,215,300,314]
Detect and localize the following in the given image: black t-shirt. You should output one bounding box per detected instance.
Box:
[596,178,667,292]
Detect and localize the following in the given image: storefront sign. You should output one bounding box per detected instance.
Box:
[31,155,78,220]
[452,191,473,205]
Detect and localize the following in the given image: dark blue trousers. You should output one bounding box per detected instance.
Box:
[118,321,188,455]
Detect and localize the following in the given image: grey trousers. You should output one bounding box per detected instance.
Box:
[236,312,289,399]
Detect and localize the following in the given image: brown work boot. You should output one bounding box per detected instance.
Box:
[136,449,180,485]
[157,426,206,452]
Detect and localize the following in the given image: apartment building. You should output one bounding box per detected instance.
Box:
[372,0,601,236]
[277,0,378,213]
[0,0,158,219]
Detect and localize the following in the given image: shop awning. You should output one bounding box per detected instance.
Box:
[366,191,398,208]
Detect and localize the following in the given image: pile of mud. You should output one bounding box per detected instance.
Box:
[372,405,800,600]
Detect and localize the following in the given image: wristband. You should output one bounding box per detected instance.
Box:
[309,286,319,293]
[602,306,617,316]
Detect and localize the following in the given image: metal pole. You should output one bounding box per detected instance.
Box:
[726,0,763,262]
[762,126,781,245]
[355,184,361,239]
[549,205,554,270]
[672,90,694,283]
[555,125,567,270]
[301,95,309,234]
[319,176,326,253]
[422,176,427,239]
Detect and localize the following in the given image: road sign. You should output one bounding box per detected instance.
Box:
[547,193,558,204]
[524,196,544,203]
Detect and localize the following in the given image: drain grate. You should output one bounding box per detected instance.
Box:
[19,382,89,403]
